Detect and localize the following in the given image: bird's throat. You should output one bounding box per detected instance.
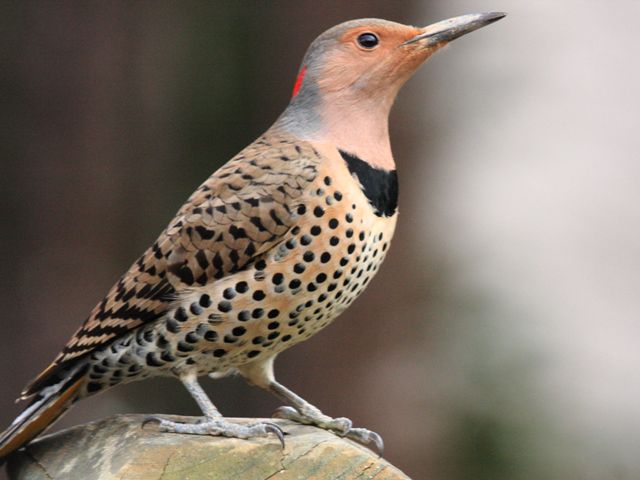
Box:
[321,105,395,171]
[276,92,396,171]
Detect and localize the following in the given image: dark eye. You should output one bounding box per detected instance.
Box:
[357,32,379,49]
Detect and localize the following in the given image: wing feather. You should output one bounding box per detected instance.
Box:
[23,134,322,396]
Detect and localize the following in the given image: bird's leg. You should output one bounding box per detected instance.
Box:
[238,358,383,455]
[144,372,284,446]
[269,381,349,431]
[181,372,222,420]
[268,380,384,455]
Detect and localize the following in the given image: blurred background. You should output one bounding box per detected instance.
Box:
[2,1,640,479]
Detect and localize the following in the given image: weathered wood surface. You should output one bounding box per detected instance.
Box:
[6,415,410,479]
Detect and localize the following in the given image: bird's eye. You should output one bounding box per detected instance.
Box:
[357,32,379,49]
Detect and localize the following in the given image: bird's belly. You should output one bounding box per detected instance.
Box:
[183,206,397,373]
[83,207,396,391]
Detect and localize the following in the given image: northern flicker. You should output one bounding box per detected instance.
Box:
[0,12,505,459]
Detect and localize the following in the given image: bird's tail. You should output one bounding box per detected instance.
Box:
[0,362,87,461]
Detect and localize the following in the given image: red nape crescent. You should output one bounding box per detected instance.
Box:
[291,66,307,98]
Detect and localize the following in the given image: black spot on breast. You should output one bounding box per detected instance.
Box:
[218,301,232,313]
[339,150,398,217]
[177,341,194,353]
[174,307,188,322]
[199,294,212,308]
[190,303,203,315]
[185,332,199,344]
[87,382,103,393]
[146,352,164,367]
[166,318,180,333]
[232,326,246,336]
[161,351,176,362]
[204,330,218,342]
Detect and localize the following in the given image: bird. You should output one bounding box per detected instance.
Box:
[0,12,505,459]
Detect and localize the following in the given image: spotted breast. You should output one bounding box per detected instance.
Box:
[76,134,398,393]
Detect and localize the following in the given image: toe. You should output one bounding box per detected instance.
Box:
[327,416,352,434]
[272,405,297,417]
[272,406,303,421]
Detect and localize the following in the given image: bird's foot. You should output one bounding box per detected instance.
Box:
[273,405,383,455]
[143,416,285,448]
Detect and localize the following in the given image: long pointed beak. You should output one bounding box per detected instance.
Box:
[404,12,506,47]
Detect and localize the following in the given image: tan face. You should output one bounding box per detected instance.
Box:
[316,23,434,101]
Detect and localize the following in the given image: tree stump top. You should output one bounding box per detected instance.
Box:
[6,415,410,479]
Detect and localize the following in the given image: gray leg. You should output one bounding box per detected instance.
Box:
[181,373,222,419]
[237,358,383,455]
[268,380,384,455]
[145,373,284,447]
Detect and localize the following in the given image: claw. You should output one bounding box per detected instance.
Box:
[263,422,286,449]
[141,415,162,428]
[343,427,384,457]
[369,431,384,457]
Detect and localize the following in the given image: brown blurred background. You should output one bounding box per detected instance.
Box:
[2,1,640,479]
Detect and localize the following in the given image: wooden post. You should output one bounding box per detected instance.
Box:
[6,415,410,479]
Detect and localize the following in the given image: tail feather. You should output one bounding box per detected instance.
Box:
[0,363,87,460]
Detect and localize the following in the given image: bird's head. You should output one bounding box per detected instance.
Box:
[276,13,506,168]
[291,13,505,105]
